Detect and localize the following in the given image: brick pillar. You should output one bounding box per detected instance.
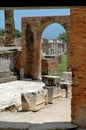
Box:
[27,36,42,80]
[5,9,15,46]
[33,37,42,79]
[70,6,86,128]
[21,21,42,80]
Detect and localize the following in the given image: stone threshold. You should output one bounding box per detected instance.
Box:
[0,122,78,130]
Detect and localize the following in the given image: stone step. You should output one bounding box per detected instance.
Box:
[0,122,78,130]
[0,75,17,83]
[0,122,31,130]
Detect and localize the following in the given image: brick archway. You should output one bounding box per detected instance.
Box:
[20,7,86,128]
[21,16,70,79]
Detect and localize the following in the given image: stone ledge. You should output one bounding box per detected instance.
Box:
[0,122,31,130]
[0,122,78,130]
[0,76,17,84]
[29,122,77,130]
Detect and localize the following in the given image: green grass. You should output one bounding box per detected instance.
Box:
[54,55,67,76]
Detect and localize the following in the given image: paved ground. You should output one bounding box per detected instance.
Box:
[0,96,71,123]
[0,79,75,130]
[0,79,71,123]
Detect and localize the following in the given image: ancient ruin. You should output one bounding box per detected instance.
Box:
[0,6,86,129]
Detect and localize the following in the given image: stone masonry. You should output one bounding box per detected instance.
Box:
[42,58,58,75]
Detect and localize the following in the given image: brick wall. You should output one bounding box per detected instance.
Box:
[70,6,86,128]
[42,59,58,75]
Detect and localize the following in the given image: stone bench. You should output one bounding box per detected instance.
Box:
[21,89,48,112]
[42,75,62,103]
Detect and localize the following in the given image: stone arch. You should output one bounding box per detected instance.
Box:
[21,16,70,79]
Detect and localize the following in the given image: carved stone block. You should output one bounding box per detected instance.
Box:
[21,89,48,112]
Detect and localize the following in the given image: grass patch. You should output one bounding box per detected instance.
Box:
[54,54,67,76]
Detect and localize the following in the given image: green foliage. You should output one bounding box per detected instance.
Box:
[0,28,5,36]
[58,32,67,43]
[53,55,67,76]
[15,29,21,38]
[57,55,67,76]
[58,55,67,75]
[0,28,21,38]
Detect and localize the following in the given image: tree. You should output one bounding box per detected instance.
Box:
[58,32,67,43]
[0,28,5,36]
[15,29,21,38]
[0,28,21,38]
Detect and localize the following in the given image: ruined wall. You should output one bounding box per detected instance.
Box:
[70,6,86,127]
[42,59,58,75]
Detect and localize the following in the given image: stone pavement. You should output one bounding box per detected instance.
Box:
[0,79,78,129]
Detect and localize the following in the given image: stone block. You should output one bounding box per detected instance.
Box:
[60,82,71,97]
[42,75,60,86]
[21,89,48,112]
[60,71,72,84]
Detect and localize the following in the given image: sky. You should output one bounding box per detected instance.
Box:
[0,8,70,40]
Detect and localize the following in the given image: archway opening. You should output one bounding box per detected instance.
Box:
[41,22,67,77]
[40,21,72,123]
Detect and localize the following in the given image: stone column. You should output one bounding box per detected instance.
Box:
[4,9,15,46]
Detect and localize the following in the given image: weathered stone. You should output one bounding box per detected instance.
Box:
[42,75,60,86]
[21,89,48,112]
[43,86,62,104]
[4,10,15,46]
[0,80,46,112]
[60,82,71,97]
[0,122,31,130]
[60,71,72,84]
[42,58,58,75]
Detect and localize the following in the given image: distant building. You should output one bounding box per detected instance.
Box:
[48,39,63,55]
[42,38,49,55]
[42,38,66,56]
